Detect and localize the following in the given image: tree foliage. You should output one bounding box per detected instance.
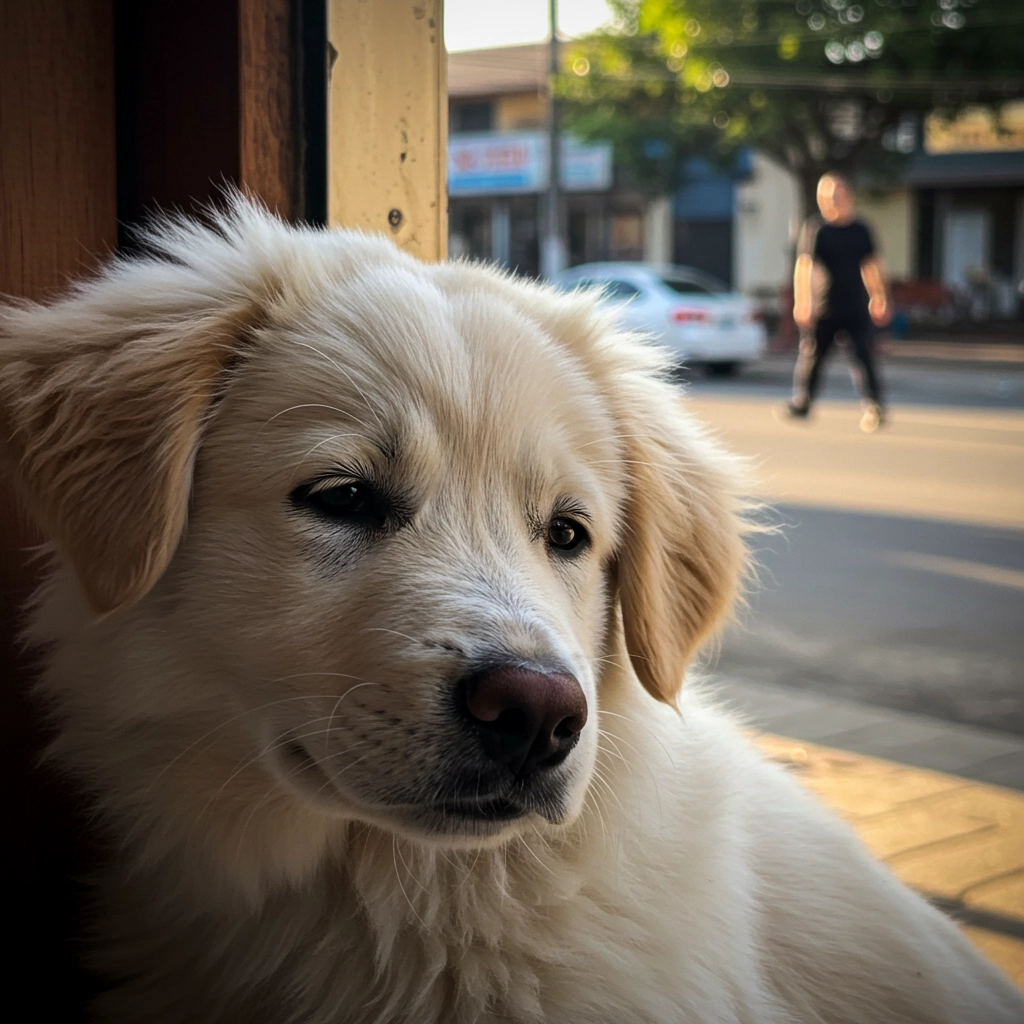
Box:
[559,0,1024,206]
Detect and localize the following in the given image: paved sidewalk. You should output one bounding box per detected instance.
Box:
[687,395,1024,531]
[715,676,1024,790]
[753,733,1024,989]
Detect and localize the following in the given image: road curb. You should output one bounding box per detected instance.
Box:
[766,341,1024,364]
[884,342,1024,364]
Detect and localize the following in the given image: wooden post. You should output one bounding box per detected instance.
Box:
[240,0,301,220]
[115,0,306,231]
[0,1,117,1011]
[0,0,117,299]
[326,0,448,261]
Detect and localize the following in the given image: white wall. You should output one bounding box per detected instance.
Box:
[733,152,802,296]
[858,189,914,280]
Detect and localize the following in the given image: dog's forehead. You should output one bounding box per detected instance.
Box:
[235,267,626,493]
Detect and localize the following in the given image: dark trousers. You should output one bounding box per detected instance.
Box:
[793,314,883,409]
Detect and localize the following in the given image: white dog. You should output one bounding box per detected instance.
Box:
[1,199,1020,1023]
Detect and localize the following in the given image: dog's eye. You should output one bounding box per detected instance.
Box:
[292,480,390,529]
[547,517,589,554]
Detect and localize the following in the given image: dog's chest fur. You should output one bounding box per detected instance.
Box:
[88,734,771,1024]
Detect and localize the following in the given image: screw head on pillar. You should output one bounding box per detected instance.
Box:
[387,208,403,229]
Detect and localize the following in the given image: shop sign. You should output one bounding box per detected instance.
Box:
[448,132,612,195]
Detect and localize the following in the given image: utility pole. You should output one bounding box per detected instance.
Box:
[540,0,564,279]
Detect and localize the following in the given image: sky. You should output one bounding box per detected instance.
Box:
[444,0,615,53]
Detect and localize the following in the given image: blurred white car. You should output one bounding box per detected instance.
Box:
[555,263,767,375]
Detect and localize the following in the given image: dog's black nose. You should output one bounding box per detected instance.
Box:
[459,665,587,777]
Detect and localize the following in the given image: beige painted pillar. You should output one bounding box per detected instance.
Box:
[327,0,447,261]
[643,196,673,266]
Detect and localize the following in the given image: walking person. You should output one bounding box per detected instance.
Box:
[787,172,891,432]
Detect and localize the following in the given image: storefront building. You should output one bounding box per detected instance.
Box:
[448,129,620,275]
[448,44,649,277]
[906,107,1024,319]
[449,46,1023,325]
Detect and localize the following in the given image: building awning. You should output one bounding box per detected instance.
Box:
[905,150,1024,188]
[448,44,548,98]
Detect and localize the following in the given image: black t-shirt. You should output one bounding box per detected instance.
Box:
[808,219,876,321]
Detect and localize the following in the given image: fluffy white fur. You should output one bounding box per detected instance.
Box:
[1,199,1020,1023]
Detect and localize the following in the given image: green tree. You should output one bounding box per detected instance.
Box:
[559,0,1024,210]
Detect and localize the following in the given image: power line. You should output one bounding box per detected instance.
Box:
[564,68,1024,93]
[674,13,1024,50]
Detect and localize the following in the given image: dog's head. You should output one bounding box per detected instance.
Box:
[0,201,745,847]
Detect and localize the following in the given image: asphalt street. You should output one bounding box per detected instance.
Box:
[684,352,1024,739]
[717,505,1024,735]
[684,349,1024,409]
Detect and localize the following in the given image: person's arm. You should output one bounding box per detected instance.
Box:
[861,257,889,327]
[793,218,819,330]
[793,253,815,330]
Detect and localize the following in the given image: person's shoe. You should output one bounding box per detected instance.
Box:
[860,403,886,433]
[776,402,810,423]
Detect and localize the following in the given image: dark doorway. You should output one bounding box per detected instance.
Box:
[674,219,733,287]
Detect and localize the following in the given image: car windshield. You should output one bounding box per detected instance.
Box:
[573,278,642,301]
[658,272,728,295]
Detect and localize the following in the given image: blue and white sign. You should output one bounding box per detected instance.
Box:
[449,133,545,194]
[560,137,614,192]
[448,132,613,196]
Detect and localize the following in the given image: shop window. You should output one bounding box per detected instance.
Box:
[609,211,643,261]
[568,208,587,267]
[451,101,494,133]
[673,219,733,287]
[509,199,540,278]
[449,205,491,261]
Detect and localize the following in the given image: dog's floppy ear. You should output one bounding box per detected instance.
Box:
[457,278,749,706]
[613,373,748,706]
[0,230,268,616]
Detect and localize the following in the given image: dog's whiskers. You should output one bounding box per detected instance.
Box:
[150,677,379,794]
[294,432,369,466]
[392,836,429,930]
[361,626,427,648]
[599,709,678,773]
[233,740,370,862]
[598,725,664,825]
[575,432,648,450]
[185,709,374,849]
[589,761,626,818]
[289,339,388,432]
[254,403,357,438]
[514,834,558,879]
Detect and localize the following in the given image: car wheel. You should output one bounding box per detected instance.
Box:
[705,361,739,378]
